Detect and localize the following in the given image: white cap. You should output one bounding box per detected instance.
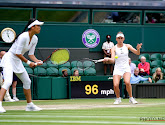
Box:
[116,33,124,38]
[28,20,44,29]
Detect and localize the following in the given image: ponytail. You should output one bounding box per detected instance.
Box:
[14,18,36,42]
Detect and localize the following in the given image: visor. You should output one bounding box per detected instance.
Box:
[116,33,124,38]
[28,20,44,29]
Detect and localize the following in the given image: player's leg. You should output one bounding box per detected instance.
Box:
[123,72,132,97]
[123,72,138,104]
[16,71,42,111]
[0,68,13,113]
[113,75,122,104]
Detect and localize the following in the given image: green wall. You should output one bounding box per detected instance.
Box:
[0,23,164,52]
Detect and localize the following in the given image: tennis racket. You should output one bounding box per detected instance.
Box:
[35,49,70,65]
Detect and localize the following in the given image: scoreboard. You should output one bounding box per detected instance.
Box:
[69,76,123,98]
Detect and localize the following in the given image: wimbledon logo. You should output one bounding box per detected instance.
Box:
[82,29,100,48]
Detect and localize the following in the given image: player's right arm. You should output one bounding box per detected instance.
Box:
[106,46,115,64]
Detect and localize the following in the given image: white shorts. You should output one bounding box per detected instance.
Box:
[113,66,131,76]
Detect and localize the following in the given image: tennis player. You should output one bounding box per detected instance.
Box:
[110,31,142,104]
[0,18,44,113]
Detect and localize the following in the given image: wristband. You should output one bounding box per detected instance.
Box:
[26,60,31,65]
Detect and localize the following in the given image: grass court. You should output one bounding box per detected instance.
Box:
[0,98,165,125]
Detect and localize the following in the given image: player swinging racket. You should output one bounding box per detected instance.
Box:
[0,18,44,113]
[110,31,142,104]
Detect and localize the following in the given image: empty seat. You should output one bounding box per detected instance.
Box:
[142,80,150,83]
[163,61,165,68]
[84,68,96,76]
[34,67,47,76]
[150,60,163,68]
[47,63,58,68]
[156,79,165,83]
[25,67,33,75]
[46,67,58,76]
[58,62,70,69]
[132,60,140,67]
[162,54,165,61]
[71,61,83,68]
[59,67,71,76]
[138,54,150,61]
[150,53,162,61]
[37,63,47,68]
[71,67,83,76]
[83,61,95,68]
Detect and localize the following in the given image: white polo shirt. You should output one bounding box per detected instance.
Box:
[102,41,114,54]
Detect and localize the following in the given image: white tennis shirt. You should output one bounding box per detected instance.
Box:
[0,32,38,73]
[113,44,131,76]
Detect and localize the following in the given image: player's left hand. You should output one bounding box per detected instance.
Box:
[136,43,142,50]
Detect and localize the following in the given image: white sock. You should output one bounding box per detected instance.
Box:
[27,102,34,106]
[129,97,134,100]
[0,101,2,107]
[13,95,16,98]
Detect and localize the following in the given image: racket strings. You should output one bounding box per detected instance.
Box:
[51,49,70,65]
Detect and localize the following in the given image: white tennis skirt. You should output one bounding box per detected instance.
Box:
[113,65,131,76]
[0,52,25,73]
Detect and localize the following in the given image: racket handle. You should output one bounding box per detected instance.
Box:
[34,61,43,66]
[97,59,104,62]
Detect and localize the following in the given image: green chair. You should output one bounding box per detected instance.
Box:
[83,61,95,68]
[132,60,140,67]
[71,67,83,76]
[84,68,96,76]
[46,67,58,76]
[150,53,162,61]
[163,61,165,68]
[58,62,70,69]
[142,80,150,83]
[23,62,29,67]
[25,67,33,75]
[59,67,71,76]
[151,67,164,75]
[156,79,165,83]
[37,63,47,68]
[146,60,151,65]
[150,60,163,68]
[47,63,58,68]
[138,54,150,61]
[162,54,165,61]
[34,67,47,76]
[47,61,52,64]
[71,61,83,68]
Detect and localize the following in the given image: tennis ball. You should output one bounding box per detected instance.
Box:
[115,55,118,59]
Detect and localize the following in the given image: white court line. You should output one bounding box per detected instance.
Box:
[0,115,138,119]
[0,120,164,125]
[3,102,165,111]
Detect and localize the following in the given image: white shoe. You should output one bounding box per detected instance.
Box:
[0,106,6,113]
[26,104,42,111]
[129,97,138,104]
[5,99,16,102]
[113,97,122,104]
[13,97,19,101]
